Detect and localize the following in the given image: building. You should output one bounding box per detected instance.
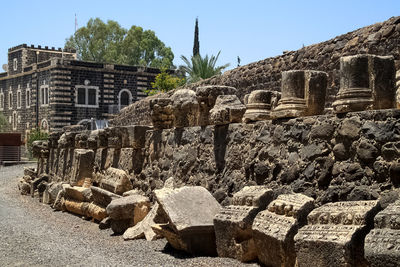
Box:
[0,44,161,138]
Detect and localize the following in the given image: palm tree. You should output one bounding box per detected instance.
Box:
[180,51,230,83]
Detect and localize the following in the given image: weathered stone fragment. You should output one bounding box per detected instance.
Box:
[99,167,133,195]
[243,90,273,122]
[333,54,396,113]
[70,149,94,186]
[295,200,380,267]
[273,70,327,118]
[365,200,400,267]
[90,186,121,207]
[64,199,107,221]
[94,148,107,171]
[149,98,173,129]
[171,89,199,128]
[106,195,150,223]
[195,85,237,126]
[209,95,246,125]
[153,186,221,255]
[214,186,274,262]
[252,193,314,267]
[18,179,31,195]
[64,186,92,202]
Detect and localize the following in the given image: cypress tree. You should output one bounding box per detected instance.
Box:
[193,17,200,57]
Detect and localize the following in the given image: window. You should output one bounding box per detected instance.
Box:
[40,85,49,106]
[40,119,49,132]
[75,85,99,108]
[17,85,21,109]
[13,58,18,71]
[0,90,4,110]
[8,90,12,109]
[12,111,17,130]
[118,89,132,111]
[26,83,31,108]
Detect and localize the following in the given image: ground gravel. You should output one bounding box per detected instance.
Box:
[0,164,259,266]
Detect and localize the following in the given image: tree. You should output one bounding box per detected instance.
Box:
[180,51,230,83]
[193,18,200,57]
[27,128,48,158]
[65,18,174,69]
[145,69,185,96]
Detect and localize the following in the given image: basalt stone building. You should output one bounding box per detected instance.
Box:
[0,44,160,138]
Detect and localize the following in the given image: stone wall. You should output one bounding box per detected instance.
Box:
[111,16,400,127]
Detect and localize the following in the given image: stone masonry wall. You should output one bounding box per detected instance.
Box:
[111,16,400,127]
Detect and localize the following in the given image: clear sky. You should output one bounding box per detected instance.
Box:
[1,0,400,71]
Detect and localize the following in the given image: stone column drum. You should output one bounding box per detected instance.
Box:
[272,70,327,119]
[332,54,396,113]
[242,90,273,122]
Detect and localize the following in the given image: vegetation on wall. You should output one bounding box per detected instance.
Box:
[27,128,48,158]
[145,68,185,96]
[65,18,175,69]
[0,113,9,132]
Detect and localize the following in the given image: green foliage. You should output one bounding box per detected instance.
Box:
[145,69,185,96]
[193,18,200,57]
[27,128,48,157]
[0,112,8,132]
[65,18,174,69]
[180,51,230,83]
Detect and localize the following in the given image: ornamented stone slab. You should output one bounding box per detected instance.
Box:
[243,90,273,123]
[253,193,314,267]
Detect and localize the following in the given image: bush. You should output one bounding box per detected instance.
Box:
[27,128,48,158]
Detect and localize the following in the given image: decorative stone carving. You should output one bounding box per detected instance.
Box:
[214,186,274,262]
[252,193,314,267]
[152,186,221,255]
[272,70,327,119]
[98,167,133,195]
[195,85,237,126]
[365,200,400,266]
[243,90,273,122]
[209,95,246,125]
[295,200,380,267]
[332,54,396,113]
[171,89,199,128]
[149,98,174,129]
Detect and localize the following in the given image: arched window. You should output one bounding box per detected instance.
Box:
[118,89,132,111]
[40,119,49,132]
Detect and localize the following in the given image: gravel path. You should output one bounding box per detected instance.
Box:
[0,164,259,267]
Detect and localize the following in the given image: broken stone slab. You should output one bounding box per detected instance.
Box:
[122,189,145,197]
[123,202,165,241]
[364,200,400,266]
[91,186,121,207]
[243,90,273,123]
[18,179,31,195]
[295,200,381,267]
[99,167,133,195]
[273,70,328,119]
[64,186,92,202]
[24,167,37,178]
[30,174,50,198]
[252,193,314,267]
[104,148,120,170]
[195,85,237,126]
[70,149,94,186]
[333,54,396,113]
[214,186,274,262]
[106,195,150,224]
[171,89,199,128]
[153,186,221,255]
[209,95,246,125]
[64,199,107,221]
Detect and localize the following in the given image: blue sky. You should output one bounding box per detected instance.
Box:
[1,0,399,71]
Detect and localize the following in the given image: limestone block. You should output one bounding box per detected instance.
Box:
[209,95,246,125]
[64,186,92,202]
[58,131,77,148]
[117,148,142,174]
[214,186,274,262]
[273,70,327,119]
[195,85,237,126]
[119,125,151,149]
[23,167,36,178]
[90,186,121,207]
[32,140,48,159]
[46,182,64,204]
[99,167,133,195]
[70,149,94,186]
[171,89,199,128]
[106,195,150,223]
[94,147,107,171]
[252,194,314,267]
[123,202,165,241]
[295,200,380,267]
[154,186,221,255]
[149,98,174,129]
[104,148,120,170]
[48,131,62,149]
[243,90,273,123]
[333,54,396,113]
[74,131,90,149]
[87,129,107,149]
[365,200,400,266]
[64,199,107,221]
[18,179,30,195]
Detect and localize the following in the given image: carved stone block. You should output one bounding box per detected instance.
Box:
[333,54,396,113]
[209,95,246,125]
[171,89,199,128]
[70,149,94,186]
[252,193,314,267]
[149,98,173,129]
[243,90,273,122]
[99,167,133,195]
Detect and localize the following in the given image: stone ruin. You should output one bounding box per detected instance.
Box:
[18,50,400,265]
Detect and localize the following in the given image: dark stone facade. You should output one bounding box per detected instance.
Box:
[0,44,160,139]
